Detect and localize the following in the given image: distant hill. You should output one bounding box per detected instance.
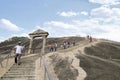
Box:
[0,36,85,55]
[0,36,29,54]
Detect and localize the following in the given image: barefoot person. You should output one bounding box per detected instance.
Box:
[14,42,24,65]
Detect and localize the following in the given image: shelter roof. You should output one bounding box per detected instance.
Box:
[29,29,49,35]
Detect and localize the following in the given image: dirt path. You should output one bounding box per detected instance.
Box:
[67,51,87,80]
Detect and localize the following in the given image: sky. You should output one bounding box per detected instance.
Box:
[0,0,120,42]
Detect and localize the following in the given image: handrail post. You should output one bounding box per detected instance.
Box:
[44,64,47,80]
[6,54,10,68]
[42,56,52,80]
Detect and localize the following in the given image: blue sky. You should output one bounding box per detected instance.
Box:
[0,0,120,42]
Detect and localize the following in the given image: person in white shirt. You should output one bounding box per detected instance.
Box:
[14,42,24,65]
[54,42,58,51]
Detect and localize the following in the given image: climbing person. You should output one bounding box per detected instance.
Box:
[86,35,90,42]
[63,41,66,49]
[67,41,70,48]
[89,36,92,42]
[49,44,54,52]
[14,42,24,65]
[54,42,58,51]
[87,35,90,40]
[73,40,75,46]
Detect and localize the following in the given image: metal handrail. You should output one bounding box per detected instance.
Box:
[0,49,12,68]
[44,56,52,80]
[0,44,16,49]
[5,53,11,67]
[41,56,53,80]
[0,57,3,68]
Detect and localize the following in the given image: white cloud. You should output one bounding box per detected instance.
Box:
[36,18,120,41]
[45,21,78,29]
[81,11,88,16]
[58,11,79,17]
[89,0,120,5]
[1,6,119,42]
[91,6,120,24]
[94,25,120,41]
[0,18,23,31]
[36,21,81,37]
[91,6,112,18]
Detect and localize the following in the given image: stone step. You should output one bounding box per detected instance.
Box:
[11,64,35,67]
[15,61,35,63]
[6,70,35,74]
[19,61,36,63]
[10,65,34,68]
[9,69,35,71]
[7,67,35,73]
[11,66,35,70]
[2,75,36,77]
[11,65,35,68]
[20,61,35,63]
[12,64,35,66]
[11,66,35,68]
[6,72,35,75]
[0,78,35,80]
[0,55,38,80]
[1,75,36,80]
[8,67,35,71]
[0,76,35,80]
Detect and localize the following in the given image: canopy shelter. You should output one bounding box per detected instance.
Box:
[28,29,49,55]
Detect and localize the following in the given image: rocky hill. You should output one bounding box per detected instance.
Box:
[44,39,120,80]
[0,37,120,80]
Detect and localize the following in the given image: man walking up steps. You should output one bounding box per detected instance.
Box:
[14,42,24,65]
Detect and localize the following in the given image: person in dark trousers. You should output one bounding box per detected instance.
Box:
[89,36,92,42]
[87,35,90,40]
[14,42,24,65]
[54,42,58,51]
[73,40,75,46]
[63,42,66,49]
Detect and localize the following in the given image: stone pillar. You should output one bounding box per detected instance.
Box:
[28,37,33,54]
[41,36,46,56]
